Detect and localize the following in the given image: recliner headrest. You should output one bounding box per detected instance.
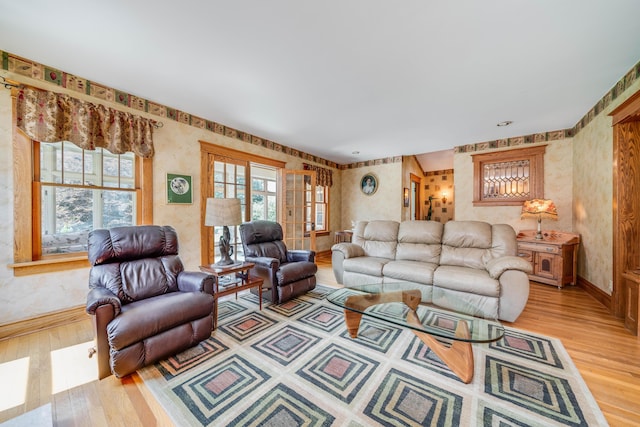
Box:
[88,225,179,266]
[240,221,283,245]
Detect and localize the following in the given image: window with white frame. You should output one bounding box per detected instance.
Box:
[37,141,137,255]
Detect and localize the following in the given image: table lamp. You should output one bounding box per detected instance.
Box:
[205,198,242,266]
[521,199,558,240]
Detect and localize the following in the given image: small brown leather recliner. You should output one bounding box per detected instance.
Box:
[239,220,317,303]
[85,225,215,379]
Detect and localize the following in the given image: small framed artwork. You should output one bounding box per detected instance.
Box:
[167,173,192,204]
[361,173,378,195]
[403,188,410,207]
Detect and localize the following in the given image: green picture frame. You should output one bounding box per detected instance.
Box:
[167,173,193,204]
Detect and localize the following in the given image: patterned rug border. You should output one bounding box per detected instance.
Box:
[138,285,609,427]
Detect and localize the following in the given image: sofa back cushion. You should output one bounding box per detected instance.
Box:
[439,221,518,269]
[396,220,443,263]
[88,225,183,304]
[440,221,493,269]
[353,220,399,260]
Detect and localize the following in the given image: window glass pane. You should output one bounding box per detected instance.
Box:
[103,152,119,177]
[252,194,265,220]
[40,142,62,183]
[236,166,245,185]
[267,195,277,221]
[41,186,92,254]
[267,180,277,192]
[84,150,100,186]
[252,178,265,191]
[102,189,135,228]
[214,161,225,183]
[120,154,134,179]
[62,142,83,185]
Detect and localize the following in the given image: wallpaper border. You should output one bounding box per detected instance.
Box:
[3,50,639,164]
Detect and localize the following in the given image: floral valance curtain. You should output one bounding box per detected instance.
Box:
[15,87,155,158]
[303,163,333,187]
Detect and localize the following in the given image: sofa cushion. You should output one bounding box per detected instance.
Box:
[440,221,493,269]
[433,265,500,297]
[433,287,499,320]
[343,256,391,277]
[107,291,214,351]
[382,260,438,285]
[396,221,443,263]
[357,221,399,259]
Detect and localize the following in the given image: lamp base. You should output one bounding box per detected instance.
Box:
[535,217,544,240]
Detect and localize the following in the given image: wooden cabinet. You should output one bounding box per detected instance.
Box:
[516,230,580,289]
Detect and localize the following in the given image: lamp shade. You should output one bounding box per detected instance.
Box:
[205,198,242,227]
[521,199,558,220]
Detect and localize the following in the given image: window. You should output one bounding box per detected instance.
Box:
[251,166,277,222]
[472,145,546,206]
[37,142,137,255]
[12,132,152,275]
[307,184,329,233]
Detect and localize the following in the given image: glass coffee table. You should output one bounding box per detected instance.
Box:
[327,282,504,383]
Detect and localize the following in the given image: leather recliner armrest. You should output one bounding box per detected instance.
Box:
[287,250,316,263]
[245,256,280,270]
[86,287,122,316]
[177,271,215,294]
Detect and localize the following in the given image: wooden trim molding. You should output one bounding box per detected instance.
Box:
[0,305,87,341]
[577,275,613,313]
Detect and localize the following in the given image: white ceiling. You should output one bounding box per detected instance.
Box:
[3,1,640,168]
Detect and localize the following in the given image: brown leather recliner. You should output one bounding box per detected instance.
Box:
[85,225,215,379]
[240,220,317,303]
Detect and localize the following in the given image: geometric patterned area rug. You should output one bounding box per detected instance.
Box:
[138,285,609,426]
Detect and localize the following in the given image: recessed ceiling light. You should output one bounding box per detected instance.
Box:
[497,121,513,127]
[352,151,360,155]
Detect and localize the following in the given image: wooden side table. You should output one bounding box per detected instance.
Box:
[199,262,264,329]
[516,230,580,289]
[334,230,353,244]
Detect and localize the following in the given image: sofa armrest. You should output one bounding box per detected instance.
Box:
[331,242,365,259]
[86,287,122,316]
[485,256,533,279]
[287,250,316,263]
[178,271,215,294]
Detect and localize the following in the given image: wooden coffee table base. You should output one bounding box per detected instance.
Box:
[343,292,474,383]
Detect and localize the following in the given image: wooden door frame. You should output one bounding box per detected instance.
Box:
[199,141,286,265]
[610,90,640,318]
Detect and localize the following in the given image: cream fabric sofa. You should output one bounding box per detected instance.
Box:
[331,220,533,322]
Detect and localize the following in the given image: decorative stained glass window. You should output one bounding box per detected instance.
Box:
[472,145,545,206]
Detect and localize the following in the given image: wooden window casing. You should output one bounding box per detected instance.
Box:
[472,145,546,206]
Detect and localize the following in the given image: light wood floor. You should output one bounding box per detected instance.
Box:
[1,254,639,426]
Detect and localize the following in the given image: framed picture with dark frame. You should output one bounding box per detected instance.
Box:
[361,173,378,195]
[167,173,193,204]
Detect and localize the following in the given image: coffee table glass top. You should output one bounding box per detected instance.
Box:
[327,282,504,343]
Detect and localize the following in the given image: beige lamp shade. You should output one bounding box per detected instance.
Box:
[521,199,558,220]
[205,198,242,227]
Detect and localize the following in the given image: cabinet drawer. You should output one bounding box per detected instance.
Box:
[518,242,560,254]
[517,249,533,263]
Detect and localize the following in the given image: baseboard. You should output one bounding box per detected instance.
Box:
[0,305,87,341]
[576,275,612,312]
